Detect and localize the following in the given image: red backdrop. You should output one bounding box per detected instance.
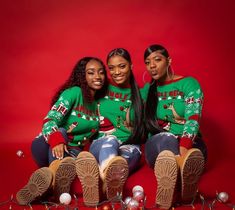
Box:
[1,0,235,166]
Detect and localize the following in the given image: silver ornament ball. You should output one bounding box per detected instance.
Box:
[218,192,229,203]
[132,185,144,194]
[124,196,132,205]
[127,198,139,210]
[133,190,145,202]
[16,150,24,157]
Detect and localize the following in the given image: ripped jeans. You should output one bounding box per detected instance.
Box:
[89,135,141,174]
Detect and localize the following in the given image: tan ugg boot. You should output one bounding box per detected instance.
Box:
[49,157,76,198]
[76,151,101,207]
[155,150,178,210]
[176,148,205,203]
[103,156,129,200]
[16,167,53,205]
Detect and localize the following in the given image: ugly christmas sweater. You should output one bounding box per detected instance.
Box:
[97,83,134,143]
[42,86,99,147]
[141,76,203,149]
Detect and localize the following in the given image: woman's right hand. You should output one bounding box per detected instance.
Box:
[52,143,69,159]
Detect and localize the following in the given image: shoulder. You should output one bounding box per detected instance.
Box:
[140,83,151,101]
[181,76,201,87]
[59,86,83,99]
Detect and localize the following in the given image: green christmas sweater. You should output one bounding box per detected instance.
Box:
[97,84,134,143]
[42,86,99,147]
[141,77,203,148]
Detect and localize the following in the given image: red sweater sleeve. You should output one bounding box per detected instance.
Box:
[48,131,65,148]
[179,136,193,149]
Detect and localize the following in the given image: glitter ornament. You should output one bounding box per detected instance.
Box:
[127,198,139,210]
[132,185,144,194]
[16,150,24,157]
[133,190,145,202]
[217,192,229,203]
[59,193,72,205]
[124,196,132,205]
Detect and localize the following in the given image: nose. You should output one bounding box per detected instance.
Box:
[94,72,101,79]
[150,60,156,69]
[114,67,120,75]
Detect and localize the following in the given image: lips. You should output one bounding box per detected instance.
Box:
[93,81,103,86]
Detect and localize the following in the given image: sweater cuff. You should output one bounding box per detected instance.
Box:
[48,131,65,148]
[179,137,193,149]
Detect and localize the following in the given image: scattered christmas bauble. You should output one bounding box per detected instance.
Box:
[217,192,229,203]
[127,198,139,210]
[132,185,144,194]
[124,196,132,205]
[16,150,24,157]
[133,190,145,202]
[59,193,72,205]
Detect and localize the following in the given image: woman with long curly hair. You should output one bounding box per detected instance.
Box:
[16,57,107,205]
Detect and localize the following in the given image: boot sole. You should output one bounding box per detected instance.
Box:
[181,148,205,202]
[54,157,76,197]
[154,150,178,209]
[16,167,53,205]
[105,156,129,200]
[76,151,100,207]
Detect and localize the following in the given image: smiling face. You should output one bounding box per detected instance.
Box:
[144,51,171,82]
[85,59,106,95]
[107,55,131,86]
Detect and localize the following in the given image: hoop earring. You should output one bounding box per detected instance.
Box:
[142,70,156,85]
[167,66,175,80]
[142,70,148,83]
[150,79,156,86]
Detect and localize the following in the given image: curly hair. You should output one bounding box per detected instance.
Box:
[51,57,107,106]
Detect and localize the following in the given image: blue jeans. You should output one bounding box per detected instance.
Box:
[145,132,207,168]
[89,135,141,174]
[31,128,82,167]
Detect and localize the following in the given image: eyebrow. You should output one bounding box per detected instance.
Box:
[86,68,104,71]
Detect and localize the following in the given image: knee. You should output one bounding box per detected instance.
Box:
[101,136,119,149]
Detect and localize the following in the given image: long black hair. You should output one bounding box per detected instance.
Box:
[144,44,170,134]
[107,48,145,144]
[51,57,108,106]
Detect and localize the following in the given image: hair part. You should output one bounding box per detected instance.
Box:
[144,44,169,61]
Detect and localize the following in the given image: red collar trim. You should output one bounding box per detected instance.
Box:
[109,79,131,88]
[157,76,185,86]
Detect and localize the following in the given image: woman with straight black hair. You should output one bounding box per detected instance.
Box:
[142,44,207,209]
[76,48,144,206]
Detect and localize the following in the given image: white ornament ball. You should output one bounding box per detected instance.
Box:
[127,198,139,210]
[132,185,144,194]
[218,192,229,203]
[59,193,72,205]
[16,150,24,157]
[133,190,145,202]
[124,196,132,205]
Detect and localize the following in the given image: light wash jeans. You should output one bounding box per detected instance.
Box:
[145,132,207,168]
[89,135,141,174]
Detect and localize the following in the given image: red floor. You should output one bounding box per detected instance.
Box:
[0,142,235,210]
